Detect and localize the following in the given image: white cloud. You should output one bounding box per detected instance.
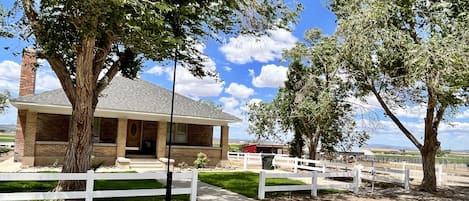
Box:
[166,66,224,99]
[220,28,297,64]
[0,60,60,95]
[225,83,254,99]
[224,66,232,72]
[251,64,288,88]
[219,97,240,113]
[146,66,164,76]
[248,98,263,105]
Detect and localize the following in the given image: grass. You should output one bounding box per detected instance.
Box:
[0,179,189,201]
[198,171,306,198]
[375,154,469,164]
[0,136,15,142]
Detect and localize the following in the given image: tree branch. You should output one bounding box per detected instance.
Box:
[370,85,423,150]
[433,103,446,133]
[45,55,77,105]
[95,55,122,96]
[93,32,114,81]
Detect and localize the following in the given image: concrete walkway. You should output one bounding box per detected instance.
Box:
[197,181,255,201]
[163,179,255,201]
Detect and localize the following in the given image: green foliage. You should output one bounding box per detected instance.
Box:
[436,148,451,158]
[198,171,305,199]
[0,147,12,154]
[331,0,468,191]
[247,28,369,158]
[193,152,209,168]
[0,90,9,113]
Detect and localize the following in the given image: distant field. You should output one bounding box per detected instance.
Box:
[374,154,469,164]
[0,132,15,142]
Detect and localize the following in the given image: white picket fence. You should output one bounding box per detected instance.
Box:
[258,168,361,199]
[0,170,198,201]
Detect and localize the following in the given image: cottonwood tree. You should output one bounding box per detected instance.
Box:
[7,0,301,193]
[331,0,469,192]
[248,29,368,159]
[0,91,9,113]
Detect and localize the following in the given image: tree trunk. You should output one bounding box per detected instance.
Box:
[57,101,94,193]
[420,129,439,192]
[56,37,96,200]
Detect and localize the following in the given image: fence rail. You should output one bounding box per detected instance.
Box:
[258,169,360,199]
[0,170,198,201]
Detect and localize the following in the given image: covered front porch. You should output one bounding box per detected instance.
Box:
[21,112,229,167]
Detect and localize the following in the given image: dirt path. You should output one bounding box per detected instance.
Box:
[268,185,469,201]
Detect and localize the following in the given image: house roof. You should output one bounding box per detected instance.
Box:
[12,76,240,125]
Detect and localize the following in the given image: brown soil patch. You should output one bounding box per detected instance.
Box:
[267,185,469,201]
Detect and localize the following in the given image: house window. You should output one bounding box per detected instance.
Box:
[166,123,188,144]
[92,117,117,143]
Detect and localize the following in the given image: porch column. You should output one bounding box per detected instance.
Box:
[156,121,167,158]
[22,111,37,166]
[116,118,127,157]
[220,125,229,160]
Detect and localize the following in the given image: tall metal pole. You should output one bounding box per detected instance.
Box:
[165,45,178,201]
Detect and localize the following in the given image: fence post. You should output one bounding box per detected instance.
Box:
[272,155,276,170]
[353,166,362,194]
[311,171,318,197]
[437,164,443,186]
[404,168,410,191]
[402,161,407,180]
[190,170,198,201]
[243,153,248,169]
[294,157,298,173]
[322,164,326,173]
[258,171,266,200]
[85,170,94,201]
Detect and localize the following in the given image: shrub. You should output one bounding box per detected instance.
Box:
[193,152,209,168]
[0,147,11,154]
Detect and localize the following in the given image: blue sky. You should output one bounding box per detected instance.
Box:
[0,1,468,150]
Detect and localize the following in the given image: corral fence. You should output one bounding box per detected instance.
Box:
[258,168,361,199]
[0,170,198,201]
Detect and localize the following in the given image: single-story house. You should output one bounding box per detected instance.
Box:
[11,49,240,167]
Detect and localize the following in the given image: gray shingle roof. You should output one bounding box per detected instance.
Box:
[14,76,240,122]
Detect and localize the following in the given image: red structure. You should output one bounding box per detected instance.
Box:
[242,144,287,154]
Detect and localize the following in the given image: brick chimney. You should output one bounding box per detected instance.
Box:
[14,48,37,162]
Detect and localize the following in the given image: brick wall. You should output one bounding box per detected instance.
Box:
[36,113,70,141]
[187,124,213,146]
[35,143,116,166]
[168,146,222,166]
[14,48,37,162]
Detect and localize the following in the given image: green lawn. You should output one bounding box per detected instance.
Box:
[0,179,188,201]
[198,171,306,199]
[0,132,15,142]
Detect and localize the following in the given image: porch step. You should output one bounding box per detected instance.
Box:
[129,158,164,170]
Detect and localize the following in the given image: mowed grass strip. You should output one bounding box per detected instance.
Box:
[0,179,189,201]
[198,171,305,198]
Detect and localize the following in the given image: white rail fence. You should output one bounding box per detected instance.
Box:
[227,152,325,172]
[258,168,361,199]
[361,166,410,191]
[0,170,198,201]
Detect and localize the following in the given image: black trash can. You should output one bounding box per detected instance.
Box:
[262,154,275,170]
[466,163,469,168]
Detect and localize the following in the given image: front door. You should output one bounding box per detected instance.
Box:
[126,120,142,149]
